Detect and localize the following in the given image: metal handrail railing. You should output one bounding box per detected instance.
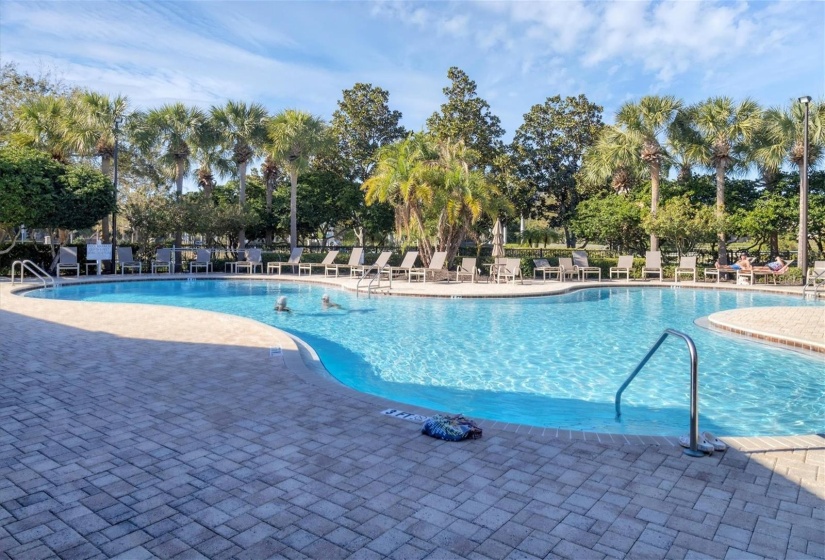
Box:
[615,328,703,457]
[356,264,392,297]
[11,260,56,288]
[802,269,824,298]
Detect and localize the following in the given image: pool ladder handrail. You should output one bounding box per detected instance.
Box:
[11,260,56,289]
[356,263,392,297]
[802,270,824,298]
[615,328,703,458]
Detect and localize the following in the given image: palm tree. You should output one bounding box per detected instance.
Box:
[211,101,268,251]
[756,99,825,179]
[66,91,129,243]
[11,95,72,163]
[260,155,281,244]
[578,96,682,250]
[691,97,762,264]
[132,103,208,269]
[364,133,504,264]
[266,110,328,249]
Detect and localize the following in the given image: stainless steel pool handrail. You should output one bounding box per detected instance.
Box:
[356,264,391,297]
[11,260,55,288]
[615,328,703,457]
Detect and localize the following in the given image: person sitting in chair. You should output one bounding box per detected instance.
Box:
[766,256,786,271]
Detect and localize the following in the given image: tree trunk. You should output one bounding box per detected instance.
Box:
[101,157,112,243]
[355,227,364,247]
[289,170,298,251]
[174,160,184,271]
[649,162,661,252]
[716,162,727,265]
[265,179,273,245]
[238,160,247,251]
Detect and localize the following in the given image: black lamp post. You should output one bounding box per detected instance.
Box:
[798,96,811,282]
[110,116,122,272]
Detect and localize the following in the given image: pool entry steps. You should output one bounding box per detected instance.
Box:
[615,328,703,457]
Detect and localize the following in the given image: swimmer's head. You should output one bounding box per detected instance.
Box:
[277,296,287,306]
[322,294,329,302]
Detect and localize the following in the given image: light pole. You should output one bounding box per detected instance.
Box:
[798,96,811,282]
[110,116,123,272]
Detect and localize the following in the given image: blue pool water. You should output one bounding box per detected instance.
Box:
[29,280,824,436]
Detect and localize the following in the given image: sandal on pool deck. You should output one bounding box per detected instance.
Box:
[701,432,727,452]
[679,435,715,454]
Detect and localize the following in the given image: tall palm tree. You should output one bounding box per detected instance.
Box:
[266,110,328,249]
[578,96,681,250]
[260,155,281,244]
[132,103,208,269]
[65,91,129,242]
[211,101,268,251]
[756,99,825,179]
[691,97,762,264]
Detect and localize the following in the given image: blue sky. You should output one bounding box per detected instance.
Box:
[1,0,823,141]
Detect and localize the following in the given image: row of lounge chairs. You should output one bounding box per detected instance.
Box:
[52,246,818,286]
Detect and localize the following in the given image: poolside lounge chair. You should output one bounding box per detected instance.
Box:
[388,251,419,280]
[189,249,212,273]
[533,258,561,282]
[117,247,142,275]
[267,247,303,275]
[572,251,601,281]
[556,257,580,281]
[298,250,338,276]
[56,247,80,277]
[746,259,794,285]
[609,255,634,280]
[643,251,663,281]
[456,257,478,283]
[235,248,263,274]
[485,257,508,283]
[674,256,697,283]
[806,260,825,288]
[704,256,754,283]
[325,247,364,277]
[151,248,174,274]
[409,251,447,283]
[497,258,523,284]
[351,251,392,278]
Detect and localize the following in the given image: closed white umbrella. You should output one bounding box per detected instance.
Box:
[491,219,505,259]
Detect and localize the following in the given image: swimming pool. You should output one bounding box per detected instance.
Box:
[29,280,824,436]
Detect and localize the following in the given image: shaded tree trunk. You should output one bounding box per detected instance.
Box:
[649,161,661,252]
[174,160,184,271]
[289,170,298,250]
[238,160,248,251]
[716,163,727,265]
[101,157,112,243]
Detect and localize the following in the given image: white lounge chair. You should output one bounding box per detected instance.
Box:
[351,251,392,278]
[556,257,579,281]
[56,247,80,277]
[388,251,419,280]
[235,248,263,274]
[497,258,523,284]
[643,251,663,281]
[609,255,634,280]
[117,247,142,275]
[674,256,697,283]
[806,260,825,288]
[325,247,364,277]
[456,257,478,283]
[409,251,447,283]
[267,247,303,275]
[572,251,601,281]
[298,250,338,276]
[533,258,561,282]
[189,249,212,273]
[152,248,174,274]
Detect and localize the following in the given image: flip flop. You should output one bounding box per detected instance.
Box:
[701,432,727,452]
[679,435,715,454]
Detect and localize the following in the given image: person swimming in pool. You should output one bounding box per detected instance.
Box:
[274,296,291,313]
[321,294,342,310]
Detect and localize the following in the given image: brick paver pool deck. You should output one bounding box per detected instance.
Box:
[1,277,823,559]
